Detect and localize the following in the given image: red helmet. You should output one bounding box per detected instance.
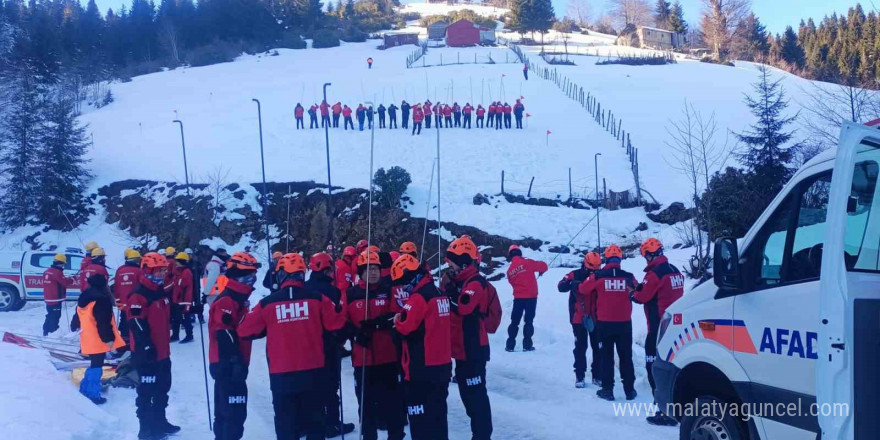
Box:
[508,244,520,253]
[309,252,333,272]
[343,246,357,257]
[390,251,400,262]
[356,240,368,252]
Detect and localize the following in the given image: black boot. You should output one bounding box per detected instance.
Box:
[625,389,638,401]
[154,413,180,436]
[179,334,193,344]
[325,422,356,438]
[646,411,679,426]
[138,419,167,440]
[596,388,615,401]
[169,332,179,342]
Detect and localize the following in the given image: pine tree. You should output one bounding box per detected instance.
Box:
[531,0,555,42]
[654,0,670,30]
[667,1,686,33]
[37,89,92,225]
[779,26,805,69]
[508,0,527,34]
[739,13,769,61]
[736,65,798,191]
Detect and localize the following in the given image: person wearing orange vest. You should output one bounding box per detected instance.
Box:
[42,254,75,336]
[171,252,195,343]
[70,273,126,404]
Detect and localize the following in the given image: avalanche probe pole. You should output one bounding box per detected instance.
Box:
[436,117,442,272]
[197,306,212,431]
[252,98,272,262]
[360,101,377,440]
[594,153,602,249]
[322,83,336,258]
[172,119,191,196]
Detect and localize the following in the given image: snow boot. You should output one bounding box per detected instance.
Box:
[591,378,602,387]
[179,335,194,344]
[169,333,179,342]
[504,347,515,352]
[596,388,615,401]
[625,389,638,401]
[575,380,587,389]
[646,411,678,427]
[154,413,181,436]
[79,367,107,404]
[138,420,166,440]
[326,422,356,438]
[523,346,536,352]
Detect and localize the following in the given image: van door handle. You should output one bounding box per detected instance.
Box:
[831,343,845,350]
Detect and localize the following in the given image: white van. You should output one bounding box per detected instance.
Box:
[0,248,86,311]
[653,122,878,440]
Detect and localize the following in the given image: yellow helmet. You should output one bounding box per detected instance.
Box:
[124,248,142,260]
[175,252,190,261]
[165,246,176,255]
[53,254,67,264]
[91,247,106,257]
[84,241,98,252]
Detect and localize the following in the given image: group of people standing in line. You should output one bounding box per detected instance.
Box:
[293,99,527,135]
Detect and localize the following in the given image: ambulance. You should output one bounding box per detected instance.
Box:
[0,248,86,311]
[653,122,878,440]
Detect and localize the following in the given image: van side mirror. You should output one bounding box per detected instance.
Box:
[714,237,740,291]
[847,195,858,214]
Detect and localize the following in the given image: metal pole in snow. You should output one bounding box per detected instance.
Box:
[436,113,442,272]
[172,120,190,196]
[322,83,336,257]
[594,153,602,249]
[251,99,272,262]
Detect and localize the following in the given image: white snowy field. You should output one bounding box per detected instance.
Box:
[0,263,687,440]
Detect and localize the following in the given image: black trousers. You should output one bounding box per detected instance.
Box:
[322,356,342,428]
[402,114,409,128]
[405,379,449,440]
[504,114,512,129]
[354,364,406,440]
[170,303,192,339]
[136,359,172,423]
[454,114,461,126]
[523,70,528,80]
[43,303,62,335]
[273,388,324,440]
[321,115,330,127]
[597,321,635,393]
[425,115,431,128]
[495,115,502,130]
[645,319,660,395]
[118,310,129,344]
[214,377,248,440]
[463,114,471,128]
[476,116,483,128]
[379,115,386,128]
[572,323,601,381]
[515,115,523,129]
[333,114,340,127]
[487,114,493,127]
[90,353,105,368]
[344,117,354,130]
[506,298,537,350]
[454,360,492,440]
[412,122,422,135]
[296,117,304,129]
[389,116,397,129]
[310,116,318,128]
[435,115,442,127]
[444,116,452,127]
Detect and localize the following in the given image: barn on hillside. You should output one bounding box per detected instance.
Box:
[383,33,419,49]
[446,19,480,47]
[427,21,448,40]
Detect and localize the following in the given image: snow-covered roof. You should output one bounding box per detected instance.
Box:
[638,26,676,34]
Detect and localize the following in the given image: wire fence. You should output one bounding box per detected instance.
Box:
[407,47,521,69]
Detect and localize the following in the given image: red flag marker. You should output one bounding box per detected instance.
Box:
[526,113,531,117]
[546,130,552,135]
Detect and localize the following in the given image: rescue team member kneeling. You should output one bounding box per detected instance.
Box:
[442,237,493,440]
[128,252,180,440]
[208,252,259,440]
[346,250,406,440]
[70,274,126,404]
[578,245,638,402]
[392,254,452,440]
[239,253,347,440]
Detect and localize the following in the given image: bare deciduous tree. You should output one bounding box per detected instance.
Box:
[203,166,234,224]
[567,0,593,29]
[608,0,652,29]
[799,82,880,150]
[700,0,750,61]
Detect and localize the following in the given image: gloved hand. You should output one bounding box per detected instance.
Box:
[229,356,249,382]
[354,329,371,348]
[134,343,157,366]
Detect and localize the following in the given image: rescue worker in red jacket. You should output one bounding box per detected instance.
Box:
[442,237,493,440]
[128,253,180,440]
[320,100,331,128]
[71,273,126,404]
[170,252,195,343]
[342,105,354,130]
[412,104,424,135]
[309,104,319,129]
[452,103,461,127]
[42,254,74,336]
[486,103,495,128]
[462,103,473,129]
[557,252,601,388]
[423,101,432,129]
[112,249,143,344]
[442,104,452,128]
[392,254,451,440]
[504,245,548,352]
[79,241,98,293]
[502,102,512,129]
[83,247,111,292]
[294,103,305,129]
[631,238,684,427]
[209,251,259,440]
[475,105,485,128]
[578,245,638,401]
[346,250,406,440]
[335,246,357,293]
[239,253,346,440]
[307,253,356,438]
[332,102,343,127]
[432,103,442,129]
[162,247,177,294]
[513,99,525,129]
[356,239,369,259]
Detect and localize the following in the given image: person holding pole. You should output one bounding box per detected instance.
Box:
[320,100,331,128]
[294,103,305,130]
[401,100,410,129]
[557,252,602,388]
[308,104,319,129]
[476,105,485,128]
[423,101,432,129]
[208,251,259,440]
[513,100,525,129]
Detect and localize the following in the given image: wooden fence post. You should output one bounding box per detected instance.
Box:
[501,170,505,194]
[527,176,535,198]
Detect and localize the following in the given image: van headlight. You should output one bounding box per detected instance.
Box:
[658,312,672,343]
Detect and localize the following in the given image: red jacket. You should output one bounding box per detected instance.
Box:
[503,104,512,114]
[208,279,254,365]
[395,275,451,382]
[309,105,319,115]
[476,107,485,117]
[434,105,442,116]
[78,255,91,293]
[43,266,73,303]
[332,103,342,115]
[506,256,548,299]
[443,106,453,117]
[239,280,346,392]
[320,101,330,116]
[342,106,352,117]
[424,103,432,114]
[82,263,109,294]
[112,263,141,307]
[444,266,490,362]
[463,105,473,114]
[295,106,304,118]
[335,258,355,293]
[453,104,461,113]
[488,105,496,114]
[577,262,637,323]
[172,265,194,305]
[557,267,593,324]
[128,277,172,361]
[413,107,424,123]
[346,281,398,367]
[632,256,684,328]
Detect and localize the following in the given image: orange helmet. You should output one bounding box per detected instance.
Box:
[584,252,602,270]
[276,253,306,274]
[227,252,260,271]
[640,238,663,257]
[399,242,417,255]
[140,252,169,272]
[447,236,479,260]
[391,254,421,281]
[309,252,333,272]
[343,246,357,257]
[357,250,381,268]
[604,245,623,260]
[272,251,283,260]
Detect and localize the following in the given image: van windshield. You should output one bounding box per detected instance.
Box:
[845,157,879,273]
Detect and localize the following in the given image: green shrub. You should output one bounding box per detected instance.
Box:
[313,29,341,48]
[278,31,307,49]
[374,166,412,209]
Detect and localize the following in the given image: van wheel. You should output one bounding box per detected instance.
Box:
[0,285,21,312]
[680,396,746,440]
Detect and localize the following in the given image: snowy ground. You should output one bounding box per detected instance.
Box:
[0,260,692,440]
